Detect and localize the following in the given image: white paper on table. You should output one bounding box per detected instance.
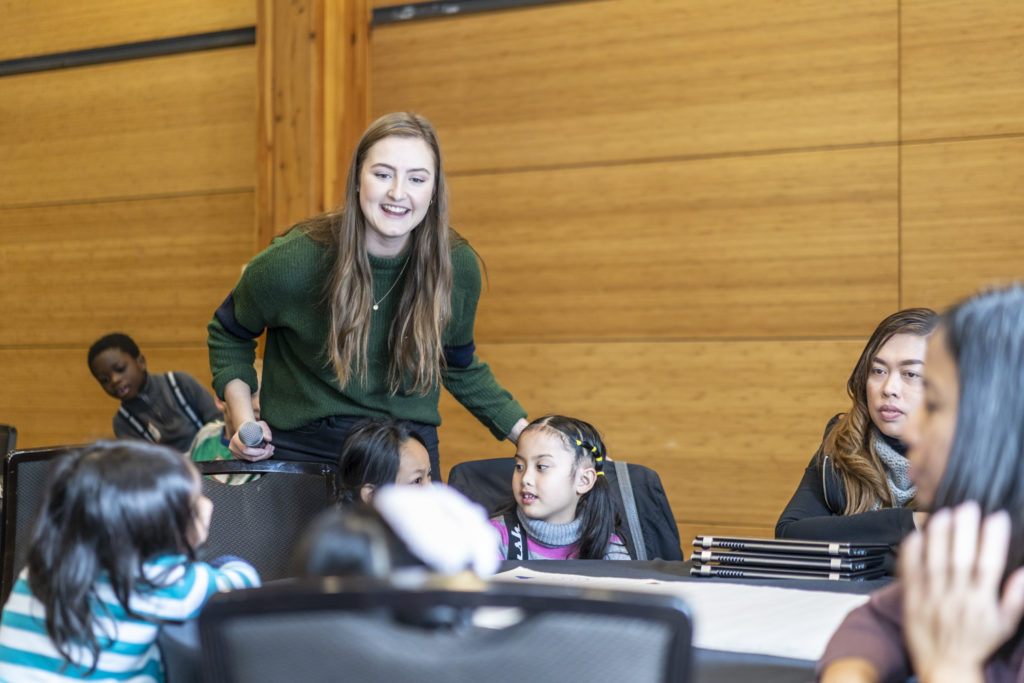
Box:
[492,566,869,661]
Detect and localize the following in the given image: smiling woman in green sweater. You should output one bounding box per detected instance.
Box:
[207,112,528,479]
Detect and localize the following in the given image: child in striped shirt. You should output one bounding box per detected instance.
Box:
[0,441,259,682]
[490,415,631,561]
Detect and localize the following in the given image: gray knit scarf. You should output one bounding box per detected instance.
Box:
[873,428,915,508]
[516,508,582,548]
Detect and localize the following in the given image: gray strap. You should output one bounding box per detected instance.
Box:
[614,460,647,560]
[118,405,155,442]
[167,372,204,430]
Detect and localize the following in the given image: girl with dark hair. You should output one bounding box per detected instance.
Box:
[337,416,432,504]
[0,441,259,680]
[819,284,1024,683]
[208,112,528,480]
[776,308,939,559]
[490,415,630,560]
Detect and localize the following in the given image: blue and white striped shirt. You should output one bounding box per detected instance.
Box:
[0,555,259,682]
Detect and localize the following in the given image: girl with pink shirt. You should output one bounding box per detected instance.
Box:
[490,415,630,561]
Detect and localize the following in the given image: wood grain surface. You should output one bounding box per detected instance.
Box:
[451,146,899,341]
[0,46,256,207]
[902,0,1024,140]
[371,0,898,172]
[0,192,255,347]
[902,137,1024,309]
[0,0,255,61]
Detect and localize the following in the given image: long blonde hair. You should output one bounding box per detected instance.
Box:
[305,112,453,395]
[825,308,938,514]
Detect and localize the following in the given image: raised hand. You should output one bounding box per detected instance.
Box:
[901,502,1024,683]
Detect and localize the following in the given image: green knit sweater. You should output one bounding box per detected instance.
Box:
[207,229,525,440]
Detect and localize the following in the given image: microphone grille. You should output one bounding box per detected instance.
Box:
[238,421,264,447]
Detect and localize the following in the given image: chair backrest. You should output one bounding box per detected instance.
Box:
[448,457,683,561]
[199,578,693,683]
[446,457,513,514]
[194,460,339,582]
[0,425,15,459]
[0,424,17,495]
[1,445,79,603]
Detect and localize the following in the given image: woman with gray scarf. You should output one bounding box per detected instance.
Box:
[775,308,937,573]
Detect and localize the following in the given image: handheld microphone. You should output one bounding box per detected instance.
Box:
[238,421,265,448]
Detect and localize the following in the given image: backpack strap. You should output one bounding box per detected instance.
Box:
[614,460,648,560]
[117,405,155,442]
[504,513,527,561]
[167,372,204,430]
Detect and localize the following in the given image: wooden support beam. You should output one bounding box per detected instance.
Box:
[257,0,370,246]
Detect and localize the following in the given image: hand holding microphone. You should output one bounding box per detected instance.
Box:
[222,379,273,461]
[231,420,274,462]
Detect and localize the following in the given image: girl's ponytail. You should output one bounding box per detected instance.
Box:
[575,468,618,559]
[28,454,104,668]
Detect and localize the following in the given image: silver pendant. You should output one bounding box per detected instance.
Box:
[372,304,379,311]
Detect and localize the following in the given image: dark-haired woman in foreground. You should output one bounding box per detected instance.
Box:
[819,285,1024,682]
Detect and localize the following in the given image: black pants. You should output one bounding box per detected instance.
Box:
[268,414,442,482]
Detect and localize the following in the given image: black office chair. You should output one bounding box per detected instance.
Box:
[1,445,79,603]
[0,425,15,459]
[194,460,339,582]
[448,457,683,561]
[199,577,693,683]
[0,423,17,495]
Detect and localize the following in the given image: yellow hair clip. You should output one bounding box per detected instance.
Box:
[597,471,606,476]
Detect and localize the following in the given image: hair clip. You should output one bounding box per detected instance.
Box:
[597,471,606,476]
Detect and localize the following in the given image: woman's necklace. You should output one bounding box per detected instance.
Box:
[372,257,409,311]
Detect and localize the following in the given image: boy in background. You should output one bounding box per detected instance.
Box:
[88,333,221,452]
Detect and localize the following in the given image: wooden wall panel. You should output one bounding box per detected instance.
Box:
[0,46,256,207]
[0,348,216,449]
[371,0,897,172]
[902,0,1024,140]
[257,0,323,240]
[901,137,1024,310]
[371,0,904,546]
[452,146,898,342]
[438,339,861,542]
[256,0,371,244]
[0,0,256,61]
[0,193,255,348]
[0,4,258,457]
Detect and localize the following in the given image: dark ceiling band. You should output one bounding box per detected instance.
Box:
[0,27,255,78]
[373,0,583,25]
